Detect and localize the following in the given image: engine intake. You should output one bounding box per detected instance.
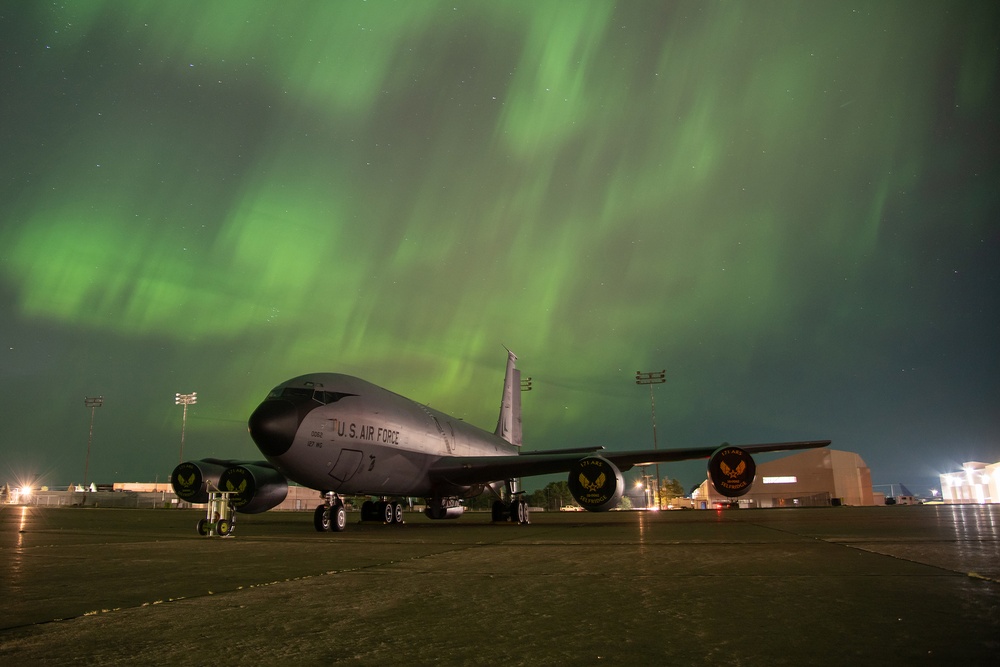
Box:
[708,445,756,497]
[171,459,233,504]
[567,456,624,512]
[218,463,289,514]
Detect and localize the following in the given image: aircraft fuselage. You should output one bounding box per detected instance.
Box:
[248,373,517,498]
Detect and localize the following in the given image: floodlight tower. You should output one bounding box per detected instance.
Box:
[175,392,197,463]
[636,370,666,509]
[83,396,104,487]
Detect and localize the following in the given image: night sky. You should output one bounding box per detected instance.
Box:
[2,2,997,496]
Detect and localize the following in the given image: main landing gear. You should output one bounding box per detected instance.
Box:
[196,490,236,537]
[314,491,348,532]
[492,495,530,525]
[491,477,529,524]
[360,498,405,525]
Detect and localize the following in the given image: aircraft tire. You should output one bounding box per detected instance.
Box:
[197,518,211,536]
[391,501,404,524]
[332,504,347,532]
[216,518,232,537]
[381,501,394,524]
[314,505,331,532]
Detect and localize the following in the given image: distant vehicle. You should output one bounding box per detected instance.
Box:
[560,505,584,512]
[172,351,830,535]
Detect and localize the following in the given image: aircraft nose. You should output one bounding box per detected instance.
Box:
[248,399,301,457]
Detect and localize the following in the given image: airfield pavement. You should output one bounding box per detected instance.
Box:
[0,504,997,666]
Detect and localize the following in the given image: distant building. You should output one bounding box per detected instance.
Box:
[113,482,174,493]
[692,448,875,508]
[940,461,998,504]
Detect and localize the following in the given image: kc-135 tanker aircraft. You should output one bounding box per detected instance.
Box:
[172,351,830,534]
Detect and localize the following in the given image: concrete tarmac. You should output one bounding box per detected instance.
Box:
[1,504,998,665]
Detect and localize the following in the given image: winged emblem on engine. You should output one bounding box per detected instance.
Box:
[720,460,746,479]
[579,472,607,492]
[178,473,195,487]
[226,479,248,493]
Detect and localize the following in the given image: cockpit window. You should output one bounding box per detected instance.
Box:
[280,387,313,400]
[314,390,356,404]
[278,387,355,404]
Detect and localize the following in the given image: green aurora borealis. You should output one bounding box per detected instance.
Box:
[2,1,997,492]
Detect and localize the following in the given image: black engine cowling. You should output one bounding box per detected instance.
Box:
[567,456,624,511]
[171,459,288,514]
[707,445,756,497]
[217,463,288,514]
[171,458,234,504]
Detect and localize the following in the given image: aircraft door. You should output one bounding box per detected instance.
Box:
[327,448,364,489]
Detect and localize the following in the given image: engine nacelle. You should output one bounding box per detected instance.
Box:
[171,459,234,504]
[567,456,624,512]
[217,463,288,514]
[708,445,757,497]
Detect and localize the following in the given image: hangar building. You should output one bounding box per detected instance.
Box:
[691,448,875,508]
[939,461,998,504]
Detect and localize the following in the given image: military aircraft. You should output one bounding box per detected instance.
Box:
[171,351,829,534]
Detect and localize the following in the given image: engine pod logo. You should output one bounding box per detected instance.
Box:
[171,462,204,502]
[568,456,623,511]
[708,446,756,497]
[219,466,255,509]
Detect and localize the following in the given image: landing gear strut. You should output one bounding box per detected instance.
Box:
[314,491,347,532]
[491,478,530,525]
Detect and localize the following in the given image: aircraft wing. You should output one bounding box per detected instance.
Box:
[429,439,831,487]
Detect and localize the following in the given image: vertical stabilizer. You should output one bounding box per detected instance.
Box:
[495,349,522,446]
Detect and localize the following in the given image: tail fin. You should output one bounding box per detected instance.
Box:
[494,349,522,446]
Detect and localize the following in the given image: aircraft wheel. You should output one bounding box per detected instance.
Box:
[361,500,376,521]
[491,500,509,522]
[516,500,529,524]
[381,501,394,524]
[391,501,404,524]
[314,505,332,532]
[216,518,233,537]
[332,504,347,532]
[197,518,212,536]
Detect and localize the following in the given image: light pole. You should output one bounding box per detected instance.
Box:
[175,392,197,463]
[636,370,666,509]
[83,396,104,487]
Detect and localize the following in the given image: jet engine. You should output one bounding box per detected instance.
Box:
[707,445,757,497]
[171,458,234,504]
[567,456,624,511]
[217,463,288,514]
[171,459,288,514]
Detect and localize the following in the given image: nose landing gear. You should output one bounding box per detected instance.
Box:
[314,491,347,532]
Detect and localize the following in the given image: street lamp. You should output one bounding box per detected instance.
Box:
[175,392,197,463]
[636,370,666,509]
[83,396,104,487]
